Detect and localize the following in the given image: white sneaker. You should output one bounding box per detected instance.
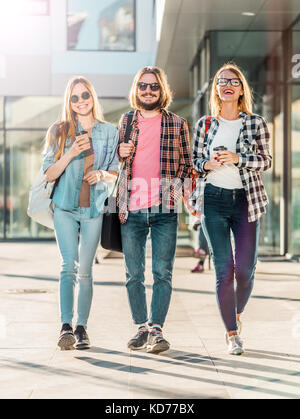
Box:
[227,334,244,355]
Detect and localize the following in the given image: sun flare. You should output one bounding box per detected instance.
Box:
[0,0,48,21]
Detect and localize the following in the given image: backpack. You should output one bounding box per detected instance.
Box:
[27,169,59,230]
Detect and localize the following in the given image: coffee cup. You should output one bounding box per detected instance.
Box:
[213,146,227,159]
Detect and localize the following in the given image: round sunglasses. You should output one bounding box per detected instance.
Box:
[70,91,91,103]
[137,82,160,92]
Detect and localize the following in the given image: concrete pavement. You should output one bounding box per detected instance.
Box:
[0,242,300,399]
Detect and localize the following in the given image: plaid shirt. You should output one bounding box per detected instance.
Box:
[191,112,272,222]
[117,109,193,223]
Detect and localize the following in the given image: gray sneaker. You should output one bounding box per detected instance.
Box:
[74,326,90,350]
[146,327,170,354]
[58,323,76,351]
[128,327,149,350]
[227,334,244,355]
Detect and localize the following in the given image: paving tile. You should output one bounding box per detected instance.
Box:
[0,243,299,399]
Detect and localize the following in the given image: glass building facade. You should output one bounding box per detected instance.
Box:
[0,1,299,259]
[0,0,162,242]
[190,23,300,256]
[0,96,192,241]
[0,97,128,239]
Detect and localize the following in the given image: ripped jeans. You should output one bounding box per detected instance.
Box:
[54,206,103,328]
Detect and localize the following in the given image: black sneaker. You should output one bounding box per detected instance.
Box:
[146,327,170,354]
[127,327,149,350]
[74,326,90,350]
[58,323,76,351]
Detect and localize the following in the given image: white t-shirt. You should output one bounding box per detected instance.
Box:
[206,116,243,189]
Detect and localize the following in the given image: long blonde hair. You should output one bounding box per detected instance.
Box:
[129,66,173,110]
[209,63,254,117]
[45,76,105,161]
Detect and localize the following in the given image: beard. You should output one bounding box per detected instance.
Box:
[136,95,160,111]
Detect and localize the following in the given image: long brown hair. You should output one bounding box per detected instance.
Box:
[129,66,173,111]
[209,63,254,117]
[45,76,105,161]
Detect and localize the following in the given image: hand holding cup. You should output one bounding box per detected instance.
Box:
[214,147,239,165]
[70,131,91,157]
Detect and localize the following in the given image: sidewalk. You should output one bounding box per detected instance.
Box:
[0,242,300,399]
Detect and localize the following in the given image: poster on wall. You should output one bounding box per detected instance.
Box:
[67,0,136,51]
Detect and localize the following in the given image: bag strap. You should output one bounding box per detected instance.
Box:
[49,176,61,200]
[111,112,134,196]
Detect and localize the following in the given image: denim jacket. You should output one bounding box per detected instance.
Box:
[42,119,119,217]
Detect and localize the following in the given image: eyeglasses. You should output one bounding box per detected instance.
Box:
[137,82,160,92]
[217,78,242,87]
[70,91,91,103]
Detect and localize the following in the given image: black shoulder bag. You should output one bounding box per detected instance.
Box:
[100,113,134,253]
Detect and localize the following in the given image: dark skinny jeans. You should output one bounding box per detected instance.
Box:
[202,183,260,332]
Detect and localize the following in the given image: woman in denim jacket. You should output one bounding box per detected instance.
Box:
[43,76,119,350]
[193,63,272,355]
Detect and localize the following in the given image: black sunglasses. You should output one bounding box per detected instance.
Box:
[217,78,242,87]
[137,82,160,92]
[70,91,91,103]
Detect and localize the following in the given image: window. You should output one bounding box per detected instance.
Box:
[5,130,50,238]
[67,0,136,51]
[5,97,62,129]
[211,31,283,84]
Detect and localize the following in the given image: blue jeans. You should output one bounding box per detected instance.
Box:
[121,206,178,327]
[54,207,103,328]
[202,183,260,332]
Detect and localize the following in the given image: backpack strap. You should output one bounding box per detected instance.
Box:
[123,111,134,143]
[204,116,212,134]
[113,112,134,196]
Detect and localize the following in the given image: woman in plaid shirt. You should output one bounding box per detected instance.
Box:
[193,63,272,355]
